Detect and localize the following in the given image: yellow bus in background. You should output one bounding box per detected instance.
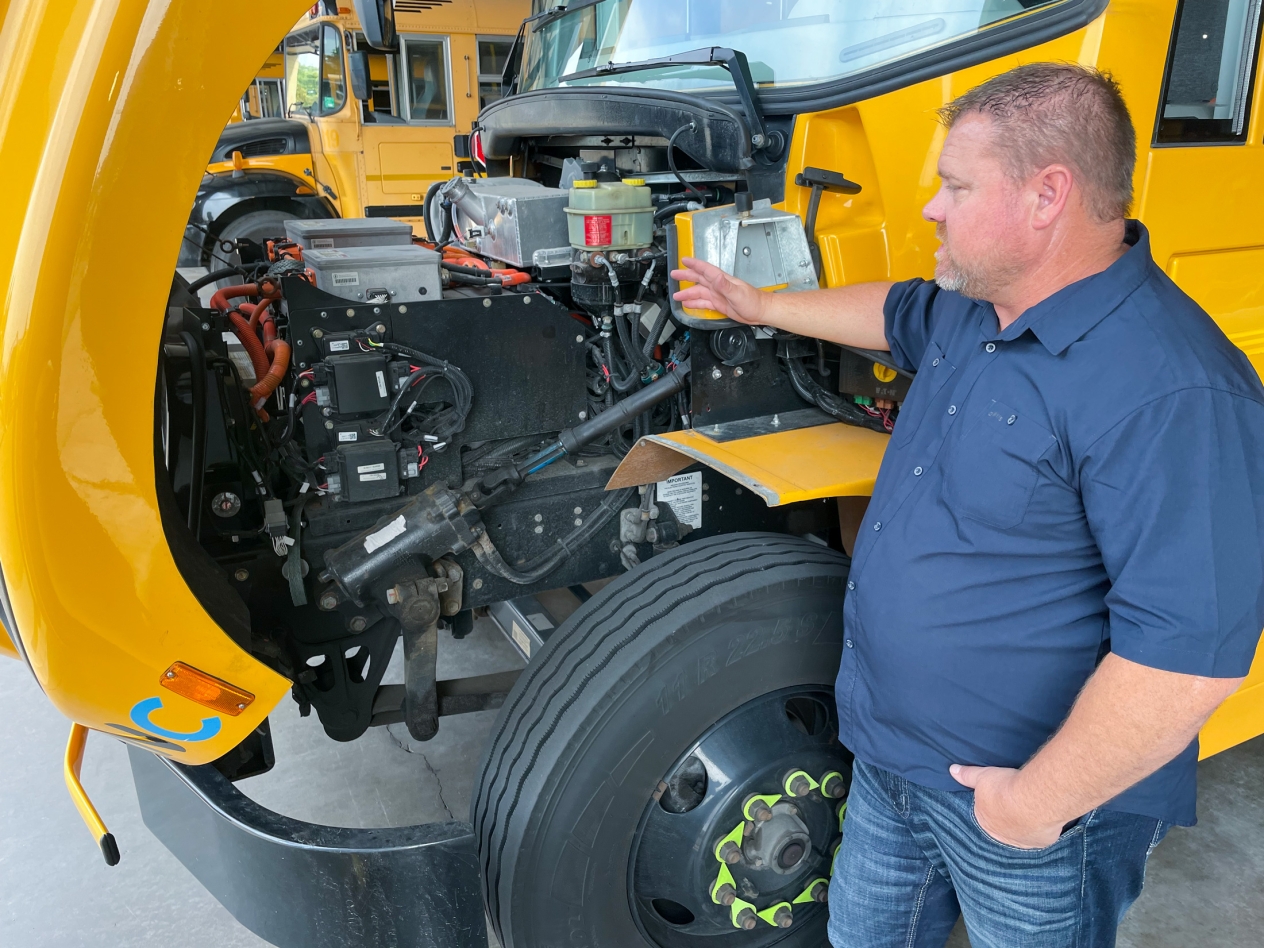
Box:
[182,0,527,268]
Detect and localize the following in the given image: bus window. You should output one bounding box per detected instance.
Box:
[478,36,515,107]
[285,27,321,117]
[320,23,348,115]
[402,38,451,122]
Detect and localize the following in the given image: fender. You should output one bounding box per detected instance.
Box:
[181,169,336,266]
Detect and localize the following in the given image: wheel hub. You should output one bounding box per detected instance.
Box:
[629,687,852,946]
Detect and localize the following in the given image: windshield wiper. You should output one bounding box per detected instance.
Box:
[557,47,772,154]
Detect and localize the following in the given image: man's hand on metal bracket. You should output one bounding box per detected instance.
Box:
[671,256,769,325]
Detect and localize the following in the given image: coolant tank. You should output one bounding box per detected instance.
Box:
[566,179,653,251]
[284,217,414,250]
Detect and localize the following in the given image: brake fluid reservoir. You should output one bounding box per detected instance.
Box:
[566,179,654,250]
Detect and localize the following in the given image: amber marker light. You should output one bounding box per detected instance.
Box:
[159,662,255,716]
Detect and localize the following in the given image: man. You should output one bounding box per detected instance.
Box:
[673,64,1264,947]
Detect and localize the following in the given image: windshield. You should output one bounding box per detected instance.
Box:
[520,0,1066,94]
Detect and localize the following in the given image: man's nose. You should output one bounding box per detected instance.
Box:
[923,187,946,223]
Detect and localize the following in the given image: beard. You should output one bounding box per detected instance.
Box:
[933,223,1026,301]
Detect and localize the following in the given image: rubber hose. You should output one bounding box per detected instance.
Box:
[227,311,270,382]
[210,282,258,312]
[250,339,291,408]
[186,266,245,294]
[603,337,641,393]
[642,303,671,358]
[423,180,445,242]
[615,308,652,369]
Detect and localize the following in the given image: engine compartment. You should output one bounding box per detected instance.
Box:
[161,142,909,748]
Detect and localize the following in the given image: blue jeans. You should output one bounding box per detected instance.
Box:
[828,760,1169,948]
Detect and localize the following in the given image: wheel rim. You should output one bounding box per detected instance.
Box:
[628,685,851,946]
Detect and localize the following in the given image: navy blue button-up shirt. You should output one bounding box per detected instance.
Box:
[839,221,1264,825]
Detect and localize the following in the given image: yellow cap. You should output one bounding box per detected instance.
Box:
[572,179,598,189]
[621,177,646,186]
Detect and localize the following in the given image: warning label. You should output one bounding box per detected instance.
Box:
[657,471,703,530]
[584,215,613,246]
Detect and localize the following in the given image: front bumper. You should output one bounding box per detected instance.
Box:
[128,747,487,948]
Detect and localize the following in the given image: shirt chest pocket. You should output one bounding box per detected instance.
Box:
[892,342,956,447]
[942,400,1057,529]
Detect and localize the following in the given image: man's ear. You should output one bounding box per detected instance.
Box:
[1030,164,1074,230]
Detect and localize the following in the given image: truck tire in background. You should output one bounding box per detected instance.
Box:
[215,207,300,256]
[474,533,853,948]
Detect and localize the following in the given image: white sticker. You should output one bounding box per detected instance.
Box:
[657,471,703,529]
[363,514,406,553]
[329,339,350,352]
[333,271,360,286]
[356,462,386,473]
[525,612,554,631]
[375,371,387,397]
[338,431,358,442]
[510,621,532,657]
[359,472,388,482]
[311,237,335,248]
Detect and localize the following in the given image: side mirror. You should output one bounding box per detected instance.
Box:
[348,50,372,102]
[351,0,397,51]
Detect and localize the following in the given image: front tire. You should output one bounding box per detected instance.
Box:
[473,533,851,948]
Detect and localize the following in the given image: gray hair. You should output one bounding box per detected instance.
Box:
[938,63,1136,222]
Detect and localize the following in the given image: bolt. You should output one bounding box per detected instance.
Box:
[534,513,543,522]
[821,771,847,799]
[320,311,328,318]
[717,840,742,864]
[574,506,583,515]
[713,883,736,906]
[578,411,587,420]
[534,525,543,534]
[346,308,355,317]
[237,702,247,711]
[295,339,303,346]
[165,670,176,679]
[574,518,583,526]
[711,367,723,380]
[233,568,249,582]
[745,796,774,822]
[200,322,210,331]
[312,329,324,339]
[349,616,367,633]
[319,593,339,611]
[811,880,829,903]
[322,407,333,417]
[324,420,335,430]
[772,906,793,928]
[472,578,483,590]
[376,323,386,333]
[483,298,492,308]
[742,245,751,256]
[399,305,407,314]
[733,366,744,377]
[373,307,381,315]
[734,907,758,930]
[576,334,584,343]
[786,773,812,797]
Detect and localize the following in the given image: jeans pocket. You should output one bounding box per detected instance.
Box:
[968,804,1090,855]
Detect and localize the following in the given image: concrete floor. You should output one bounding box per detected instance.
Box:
[2,618,1262,947]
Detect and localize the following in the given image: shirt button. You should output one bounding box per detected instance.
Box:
[873,522,882,531]
[847,580,855,591]
[947,405,957,415]
[845,639,854,649]
[985,343,996,353]
[932,358,940,366]
[913,466,923,476]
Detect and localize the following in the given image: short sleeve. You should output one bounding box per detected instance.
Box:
[1080,388,1264,677]
[884,279,942,373]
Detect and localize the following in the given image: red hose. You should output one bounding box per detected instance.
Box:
[227,311,270,383]
[250,340,291,409]
[210,283,258,311]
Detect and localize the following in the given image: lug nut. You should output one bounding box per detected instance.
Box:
[821,771,847,799]
[349,616,367,633]
[712,883,736,906]
[744,795,774,822]
[772,906,794,928]
[811,880,830,904]
[734,907,758,930]
[787,774,811,797]
[319,592,339,611]
[717,840,743,864]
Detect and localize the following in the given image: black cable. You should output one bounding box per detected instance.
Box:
[641,303,671,359]
[603,337,641,393]
[782,354,889,434]
[186,266,247,294]
[380,342,473,440]
[423,180,445,242]
[178,331,207,538]
[615,308,652,370]
[667,123,707,203]
[472,488,636,584]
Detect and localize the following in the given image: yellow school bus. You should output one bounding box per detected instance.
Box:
[183,0,527,266]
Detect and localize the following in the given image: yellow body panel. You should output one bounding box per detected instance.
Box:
[205,153,314,184]
[0,0,304,763]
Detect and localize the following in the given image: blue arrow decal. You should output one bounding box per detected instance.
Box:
[129,696,222,742]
